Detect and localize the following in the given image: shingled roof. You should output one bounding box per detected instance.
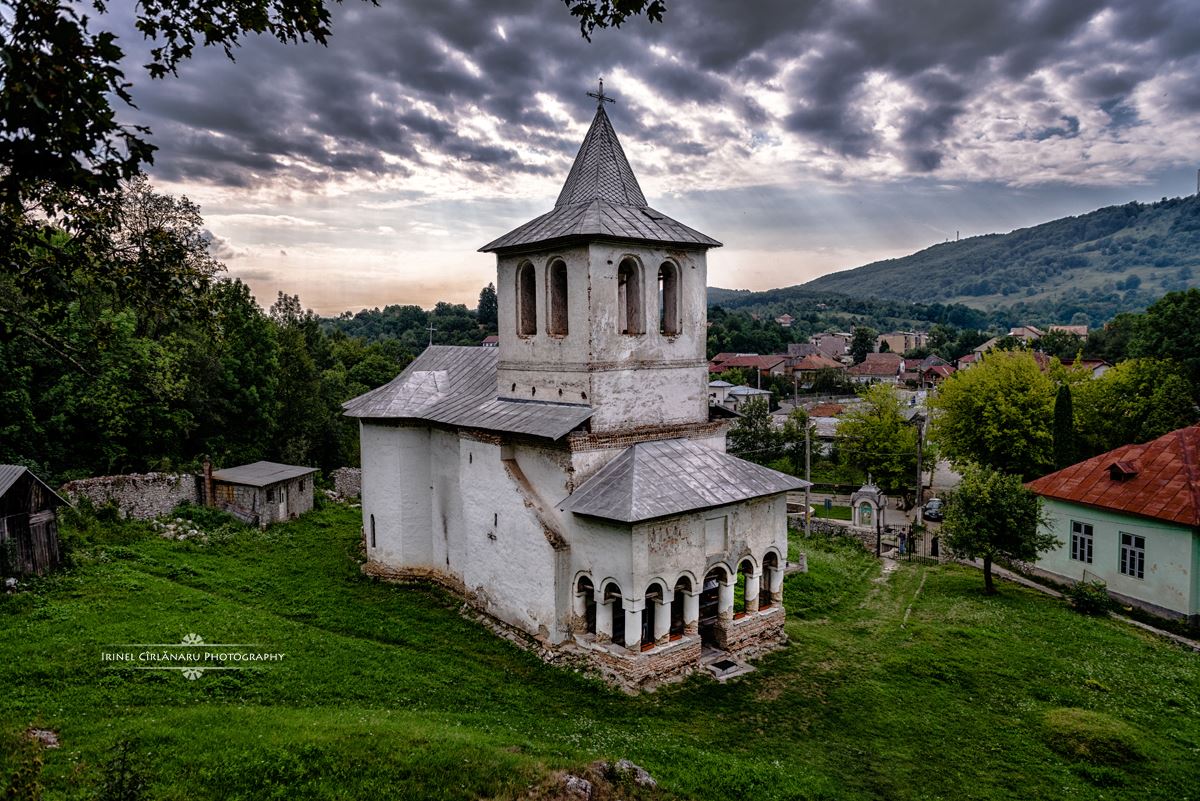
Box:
[1026,425,1200,527]
[559,438,809,523]
[480,104,720,253]
[342,346,593,440]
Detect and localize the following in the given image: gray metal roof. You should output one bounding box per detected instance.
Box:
[479,105,720,254]
[210,461,317,488]
[0,464,69,506]
[555,104,646,208]
[0,465,26,497]
[558,439,810,523]
[343,346,594,440]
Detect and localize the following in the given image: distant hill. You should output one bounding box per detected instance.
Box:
[795,194,1200,323]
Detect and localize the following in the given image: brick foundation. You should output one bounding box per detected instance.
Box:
[715,606,787,656]
[363,559,785,691]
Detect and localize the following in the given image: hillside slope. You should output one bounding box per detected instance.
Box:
[801,194,1200,316]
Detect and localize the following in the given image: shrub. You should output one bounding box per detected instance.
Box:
[1066,580,1115,616]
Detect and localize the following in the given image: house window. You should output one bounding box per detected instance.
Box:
[548,259,568,335]
[657,262,679,335]
[517,262,537,336]
[617,258,643,334]
[1119,532,1145,579]
[1070,521,1093,564]
[266,488,275,502]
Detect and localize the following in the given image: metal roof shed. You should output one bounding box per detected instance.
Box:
[208,461,317,529]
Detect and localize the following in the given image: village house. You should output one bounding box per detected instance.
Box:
[812,332,850,359]
[205,461,317,529]
[791,353,846,384]
[847,352,905,384]
[725,385,773,411]
[707,379,733,405]
[345,95,809,687]
[0,466,66,576]
[1027,425,1200,625]
[775,313,795,328]
[708,353,788,382]
[876,331,927,354]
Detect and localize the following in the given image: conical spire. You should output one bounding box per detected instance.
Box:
[555,105,647,208]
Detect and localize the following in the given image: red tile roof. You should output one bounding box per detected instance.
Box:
[806,403,846,417]
[1026,425,1200,527]
[710,354,787,371]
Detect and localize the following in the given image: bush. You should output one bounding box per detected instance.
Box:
[1065,580,1115,616]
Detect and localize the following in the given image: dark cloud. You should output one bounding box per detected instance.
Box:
[109,0,1200,191]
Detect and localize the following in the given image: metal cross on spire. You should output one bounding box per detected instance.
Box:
[587,77,615,108]
[426,321,437,347]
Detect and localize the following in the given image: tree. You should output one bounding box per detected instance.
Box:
[1072,359,1199,457]
[477,283,498,331]
[940,464,1058,594]
[849,326,876,364]
[1131,289,1200,401]
[1037,330,1085,363]
[835,384,918,503]
[779,406,811,475]
[1052,384,1076,469]
[727,397,779,465]
[1084,312,1144,364]
[928,350,1056,480]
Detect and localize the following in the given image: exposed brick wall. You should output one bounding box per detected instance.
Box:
[60,473,199,520]
[716,607,787,655]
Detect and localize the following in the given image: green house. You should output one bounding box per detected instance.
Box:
[1027,425,1200,625]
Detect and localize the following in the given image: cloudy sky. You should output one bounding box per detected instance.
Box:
[116,0,1200,315]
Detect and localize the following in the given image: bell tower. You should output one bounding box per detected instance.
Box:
[480,83,722,433]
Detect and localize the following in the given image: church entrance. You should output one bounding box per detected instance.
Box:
[699,566,726,646]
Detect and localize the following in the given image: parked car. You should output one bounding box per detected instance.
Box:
[923,498,945,521]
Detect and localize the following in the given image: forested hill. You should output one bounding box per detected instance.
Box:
[787,194,1200,323]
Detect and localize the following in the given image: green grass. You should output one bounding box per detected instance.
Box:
[811,504,853,520]
[3,505,1199,799]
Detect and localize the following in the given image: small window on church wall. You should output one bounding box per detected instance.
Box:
[617,258,643,334]
[517,262,537,336]
[658,262,679,335]
[548,259,568,335]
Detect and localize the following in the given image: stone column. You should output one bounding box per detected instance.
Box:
[624,603,643,652]
[683,591,700,635]
[769,564,785,605]
[654,596,671,645]
[745,570,761,614]
[596,599,613,643]
[718,578,734,621]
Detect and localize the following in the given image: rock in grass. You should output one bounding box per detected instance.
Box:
[612,759,657,788]
[1043,707,1144,766]
[561,773,593,799]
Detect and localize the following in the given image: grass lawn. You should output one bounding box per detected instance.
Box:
[3,504,1198,799]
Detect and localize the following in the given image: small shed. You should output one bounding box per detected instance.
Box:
[207,461,317,529]
[0,466,67,576]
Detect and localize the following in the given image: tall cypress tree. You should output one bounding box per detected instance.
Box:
[1052,384,1076,469]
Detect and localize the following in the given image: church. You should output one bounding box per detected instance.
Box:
[344,89,809,687]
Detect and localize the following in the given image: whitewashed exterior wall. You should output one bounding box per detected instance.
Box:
[495,242,710,433]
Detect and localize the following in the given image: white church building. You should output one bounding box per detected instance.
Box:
[345,93,809,687]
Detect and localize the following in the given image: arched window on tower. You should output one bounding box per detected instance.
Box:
[517,262,537,336]
[617,258,643,335]
[548,259,568,336]
[658,261,679,335]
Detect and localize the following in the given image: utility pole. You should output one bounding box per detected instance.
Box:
[914,417,925,525]
[804,422,812,537]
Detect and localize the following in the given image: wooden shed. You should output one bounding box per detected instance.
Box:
[207,461,317,529]
[0,465,67,576]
